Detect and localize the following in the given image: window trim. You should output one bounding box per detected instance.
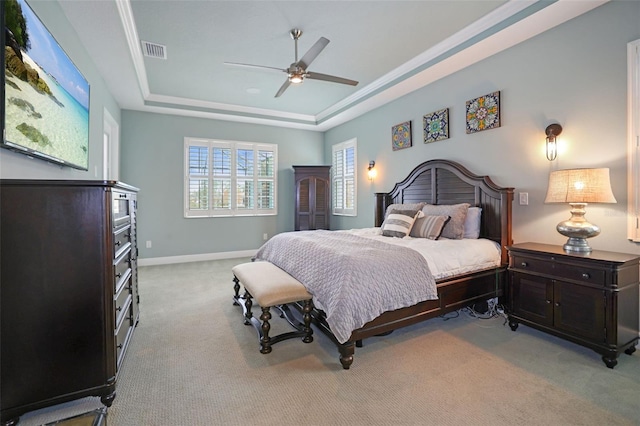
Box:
[184,137,277,218]
[332,138,357,217]
[628,39,639,241]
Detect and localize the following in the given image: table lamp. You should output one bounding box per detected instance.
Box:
[544,168,616,253]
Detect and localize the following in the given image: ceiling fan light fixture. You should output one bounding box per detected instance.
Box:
[288,73,304,84]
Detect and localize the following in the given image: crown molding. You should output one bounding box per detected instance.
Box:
[116,0,608,132]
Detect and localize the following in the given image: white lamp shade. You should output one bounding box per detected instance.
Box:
[544,168,617,204]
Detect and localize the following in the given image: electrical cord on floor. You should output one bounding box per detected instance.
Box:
[463,298,509,325]
[439,310,460,321]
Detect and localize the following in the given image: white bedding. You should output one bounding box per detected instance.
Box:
[341,227,501,280]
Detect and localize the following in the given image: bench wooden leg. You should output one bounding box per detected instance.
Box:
[302,299,313,344]
[243,291,253,326]
[260,307,272,354]
[232,275,241,305]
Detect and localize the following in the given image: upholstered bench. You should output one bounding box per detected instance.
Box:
[232,261,314,354]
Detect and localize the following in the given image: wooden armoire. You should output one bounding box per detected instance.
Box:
[293,165,331,231]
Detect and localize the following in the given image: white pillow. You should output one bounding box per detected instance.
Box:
[463,207,482,239]
[381,209,420,238]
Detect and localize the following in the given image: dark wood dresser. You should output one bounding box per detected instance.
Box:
[507,242,639,368]
[293,165,331,231]
[0,180,139,425]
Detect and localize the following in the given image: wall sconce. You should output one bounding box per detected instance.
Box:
[367,161,377,181]
[545,123,562,161]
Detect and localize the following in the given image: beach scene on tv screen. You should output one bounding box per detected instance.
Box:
[4,0,89,169]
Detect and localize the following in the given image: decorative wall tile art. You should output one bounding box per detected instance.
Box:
[392,121,412,151]
[465,91,500,134]
[423,108,449,143]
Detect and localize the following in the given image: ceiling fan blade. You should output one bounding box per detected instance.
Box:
[224,62,286,73]
[297,37,329,70]
[306,72,358,86]
[275,79,291,98]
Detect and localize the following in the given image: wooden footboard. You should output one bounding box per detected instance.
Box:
[294,266,506,369]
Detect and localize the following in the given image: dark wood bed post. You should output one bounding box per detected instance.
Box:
[374,193,392,227]
[499,190,514,265]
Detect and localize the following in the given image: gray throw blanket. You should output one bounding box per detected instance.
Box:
[254,230,438,343]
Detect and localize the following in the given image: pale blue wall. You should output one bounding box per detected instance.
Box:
[6,1,638,259]
[324,1,640,256]
[120,111,323,258]
[0,0,120,179]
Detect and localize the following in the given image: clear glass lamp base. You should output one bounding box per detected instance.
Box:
[556,203,600,253]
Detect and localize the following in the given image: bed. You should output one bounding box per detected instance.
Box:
[259,159,513,369]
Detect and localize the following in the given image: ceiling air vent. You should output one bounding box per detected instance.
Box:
[141,41,167,59]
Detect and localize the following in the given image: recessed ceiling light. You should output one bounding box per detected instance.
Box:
[246,88,261,95]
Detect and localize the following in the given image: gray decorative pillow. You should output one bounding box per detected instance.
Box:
[421,203,470,239]
[410,215,451,240]
[381,209,420,238]
[384,202,426,220]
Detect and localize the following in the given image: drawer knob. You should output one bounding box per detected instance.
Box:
[115,241,121,247]
[546,300,551,304]
[116,306,122,312]
[116,273,122,279]
[582,273,591,279]
[521,262,528,267]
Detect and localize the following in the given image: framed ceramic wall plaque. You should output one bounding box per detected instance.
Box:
[465,91,500,134]
[423,108,449,143]
[392,121,412,151]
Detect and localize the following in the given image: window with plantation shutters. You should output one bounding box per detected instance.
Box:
[332,138,357,216]
[184,138,277,217]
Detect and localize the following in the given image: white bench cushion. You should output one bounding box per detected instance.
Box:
[232,261,311,307]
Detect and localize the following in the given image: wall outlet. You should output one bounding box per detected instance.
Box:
[263,233,268,241]
[146,240,152,248]
[519,192,529,206]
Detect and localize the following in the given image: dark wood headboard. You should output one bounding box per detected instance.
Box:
[374,159,514,265]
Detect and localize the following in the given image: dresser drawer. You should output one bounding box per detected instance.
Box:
[114,249,132,294]
[115,295,133,368]
[114,279,132,328]
[512,254,606,285]
[112,192,132,231]
[113,225,132,259]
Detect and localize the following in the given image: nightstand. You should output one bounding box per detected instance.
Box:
[507,242,639,368]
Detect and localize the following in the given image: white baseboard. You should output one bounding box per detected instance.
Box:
[138,249,256,266]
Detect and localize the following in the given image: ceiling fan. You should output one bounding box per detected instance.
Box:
[224,28,359,98]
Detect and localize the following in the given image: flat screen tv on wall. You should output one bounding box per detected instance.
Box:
[1,0,90,170]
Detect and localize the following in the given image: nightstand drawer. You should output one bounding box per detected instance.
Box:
[512,254,605,285]
[552,262,605,285]
[512,255,554,275]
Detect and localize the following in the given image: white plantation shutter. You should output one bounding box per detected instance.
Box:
[332,138,357,216]
[184,138,277,217]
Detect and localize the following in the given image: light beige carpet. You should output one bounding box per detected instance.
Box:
[19,258,640,425]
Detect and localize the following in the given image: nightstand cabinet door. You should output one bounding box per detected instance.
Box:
[510,272,553,326]
[507,243,639,369]
[553,281,606,342]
